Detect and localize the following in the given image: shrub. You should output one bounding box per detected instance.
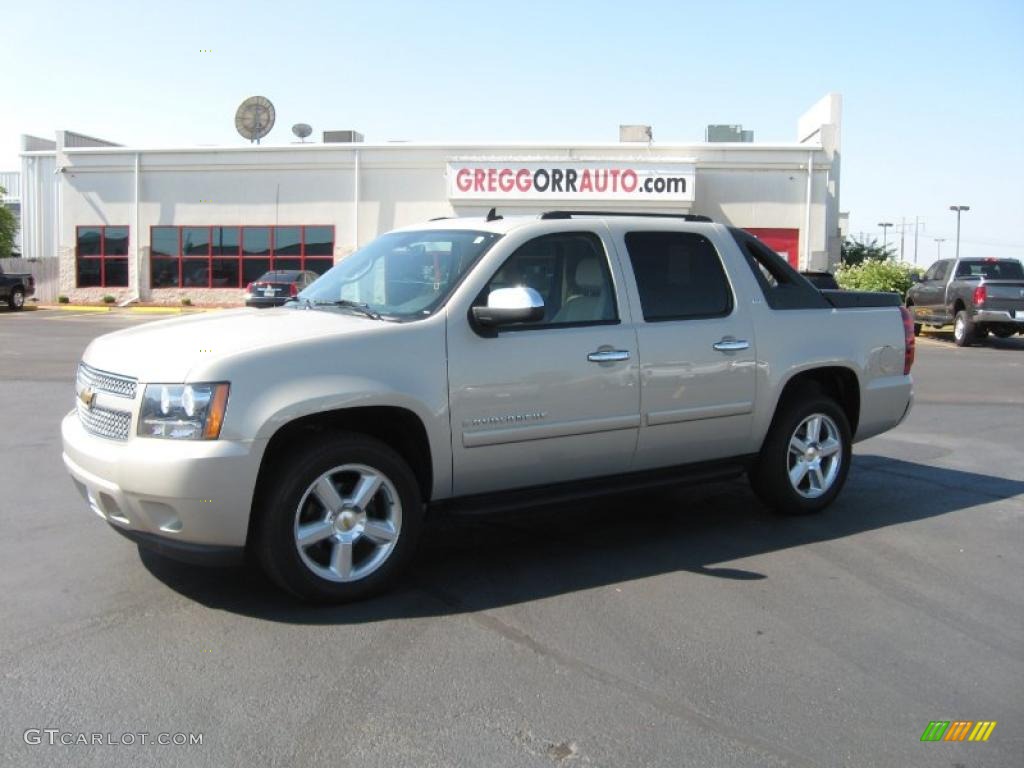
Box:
[57,295,70,304]
[181,297,192,306]
[835,260,921,298]
[102,294,116,304]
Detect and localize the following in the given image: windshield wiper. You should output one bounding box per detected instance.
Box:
[311,299,382,320]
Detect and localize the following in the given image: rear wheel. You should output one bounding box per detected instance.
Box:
[751,388,852,516]
[906,304,921,336]
[953,310,975,347]
[254,433,423,602]
[8,287,25,310]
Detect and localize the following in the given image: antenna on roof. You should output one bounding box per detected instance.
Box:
[486,207,502,222]
[291,123,312,143]
[234,96,276,144]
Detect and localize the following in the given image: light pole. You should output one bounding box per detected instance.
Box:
[878,222,894,254]
[949,205,969,260]
[934,237,946,259]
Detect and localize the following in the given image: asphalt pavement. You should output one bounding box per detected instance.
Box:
[1,309,1022,767]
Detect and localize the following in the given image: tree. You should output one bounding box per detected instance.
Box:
[841,236,894,266]
[0,185,18,259]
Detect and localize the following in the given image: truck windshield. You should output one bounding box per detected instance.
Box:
[298,229,501,319]
[955,260,1024,280]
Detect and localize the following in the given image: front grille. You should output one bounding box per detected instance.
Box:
[77,362,137,399]
[77,400,132,441]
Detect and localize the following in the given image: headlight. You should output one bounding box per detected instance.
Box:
[138,383,230,440]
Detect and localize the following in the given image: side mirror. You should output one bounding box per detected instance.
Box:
[471,286,545,328]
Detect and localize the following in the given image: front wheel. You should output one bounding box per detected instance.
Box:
[253,433,423,602]
[751,389,852,516]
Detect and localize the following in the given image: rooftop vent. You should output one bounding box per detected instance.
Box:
[706,124,754,143]
[322,130,364,143]
[619,125,652,143]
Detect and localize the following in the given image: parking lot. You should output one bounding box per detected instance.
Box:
[1,309,1022,767]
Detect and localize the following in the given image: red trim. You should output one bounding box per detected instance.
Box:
[149,225,335,288]
[743,228,800,269]
[76,225,130,288]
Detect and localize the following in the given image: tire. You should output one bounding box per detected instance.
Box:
[906,304,921,336]
[253,432,424,602]
[991,328,1015,339]
[953,310,975,347]
[8,287,25,311]
[750,386,852,516]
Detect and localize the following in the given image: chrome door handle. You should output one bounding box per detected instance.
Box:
[712,339,750,352]
[587,349,630,363]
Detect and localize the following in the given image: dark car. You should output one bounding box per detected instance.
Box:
[801,271,840,290]
[244,270,319,308]
[0,263,35,310]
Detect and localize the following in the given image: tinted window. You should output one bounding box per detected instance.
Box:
[104,259,129,287]
[304,226,334,256]
[212,227,240,256]
[482,232,617,327]
[626,232,732,321]
[275,227,302,255]
[955,259,1024,280]
[104,227,129,256]
[77,227,102,257]
[152,227,179,257]
[182,227,210,256]
[243,227,271,256]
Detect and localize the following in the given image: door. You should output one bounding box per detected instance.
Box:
[914,260,951,321]
[447,230,640,497]
[616,228,758,470]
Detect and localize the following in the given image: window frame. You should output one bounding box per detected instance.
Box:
[148,225,335,288]
[475,231,621,333]
[625,230,736,323]
[76,225,130,288]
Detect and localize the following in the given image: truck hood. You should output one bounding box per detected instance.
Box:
[81,307,381,382]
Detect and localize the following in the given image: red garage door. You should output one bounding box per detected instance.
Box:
[744,228,799,268]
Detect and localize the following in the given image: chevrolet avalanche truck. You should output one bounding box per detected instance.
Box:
[62,212,915,602]
[906,256,1024,346]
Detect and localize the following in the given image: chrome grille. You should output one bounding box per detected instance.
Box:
[77,362,137,399]
[76,400,132,441]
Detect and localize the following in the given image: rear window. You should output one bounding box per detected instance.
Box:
[730,229,830,310]
[955,260,1024,280]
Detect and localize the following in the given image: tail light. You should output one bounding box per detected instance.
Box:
[899,306,915,375]
[245,282,254,293]
[289,282,298,297]
[973,285,987,306]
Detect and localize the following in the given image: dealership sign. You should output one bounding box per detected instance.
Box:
[447,161,696,203]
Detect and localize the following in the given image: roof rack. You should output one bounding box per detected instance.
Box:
[539,210,713,222]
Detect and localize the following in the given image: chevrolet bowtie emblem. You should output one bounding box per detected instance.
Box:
[78,387,96,408]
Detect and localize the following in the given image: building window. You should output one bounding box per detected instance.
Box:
[149,225,335,288]
[76,226,129,288]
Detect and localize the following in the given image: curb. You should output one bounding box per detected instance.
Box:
[41,305,112,313]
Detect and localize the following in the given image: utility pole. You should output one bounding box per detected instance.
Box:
[913,216,920,264]
[949,205,970,260]
[878,222,894,254]
[900,216,906,261]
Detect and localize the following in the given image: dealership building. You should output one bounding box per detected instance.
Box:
[17,94,843,303]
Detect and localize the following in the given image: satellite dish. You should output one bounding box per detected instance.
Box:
[234,96,275,144]
[292,123,312,142]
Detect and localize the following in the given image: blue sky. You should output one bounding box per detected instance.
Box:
[4,0,1022,263]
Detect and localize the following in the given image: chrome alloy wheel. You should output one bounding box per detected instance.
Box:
[293,464,402,583]
[12,290,24,308]
[787,414,842,499]
[954,314,965,342]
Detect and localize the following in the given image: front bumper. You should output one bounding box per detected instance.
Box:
[62,410,266,550]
